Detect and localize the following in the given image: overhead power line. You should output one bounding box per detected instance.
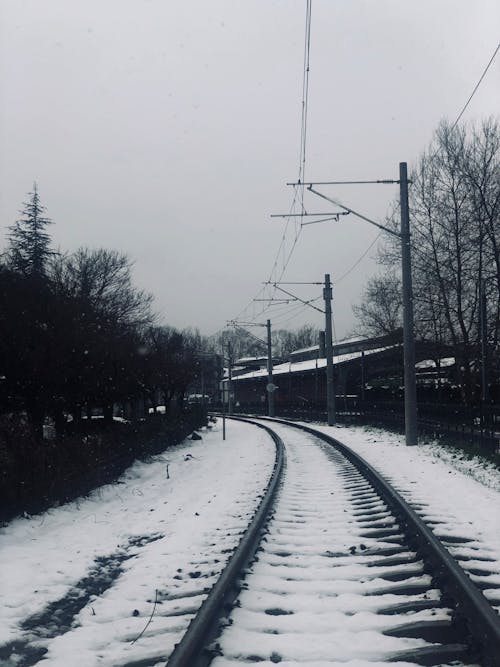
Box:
[266,0,313,287]
[336,231,382,284]
[451,41,500,131]
[308,45,500,295]
[299,0,313,213]
[231,0,314,327]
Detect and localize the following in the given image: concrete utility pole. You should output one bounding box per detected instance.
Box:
[266,319,275,417]
[303,162,418,445]
[227,342,233,416]
[228,320,275,415]
[264,283,329,419]
[323,274,336,426]
[219,353,226,440]
[479,276,493,436]
[480,278,488,405]
[400,162,418,446]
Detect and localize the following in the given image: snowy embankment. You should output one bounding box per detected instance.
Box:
[209,420,499,666]
[312,423,500,608]
[213,421,466,666]
[0,420,275,667]
[1,418,498,666]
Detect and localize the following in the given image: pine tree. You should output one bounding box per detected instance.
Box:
[7,183,53,276]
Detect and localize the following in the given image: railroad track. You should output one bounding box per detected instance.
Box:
[167,416,500,667]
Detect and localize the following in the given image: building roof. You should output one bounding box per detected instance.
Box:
[232,344,396,381]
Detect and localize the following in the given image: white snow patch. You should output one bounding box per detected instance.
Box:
[0,420,275,665]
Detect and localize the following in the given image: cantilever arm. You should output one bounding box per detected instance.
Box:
[307,186,401,239]
[270,284,325,314]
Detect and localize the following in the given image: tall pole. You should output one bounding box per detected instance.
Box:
[266,319,275,417]
[480,278,488,404]
[323,274,336,426]
[227,342,233,416]
[400,162,418,445]
[220,353,226,440]
[304,163,418,442]
[361,350,365,402]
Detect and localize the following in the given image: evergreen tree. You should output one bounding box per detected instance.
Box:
[7,183,53,276]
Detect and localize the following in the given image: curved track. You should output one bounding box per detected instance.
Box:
[167,416,500,667]
[167,420,285,666]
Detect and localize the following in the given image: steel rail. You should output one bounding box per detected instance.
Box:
[254,416,500,666]
[166,418,285,667]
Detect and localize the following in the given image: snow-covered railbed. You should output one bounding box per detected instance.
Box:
[309,423,500,614]
[212,421,471,666]
[0,420,276,667]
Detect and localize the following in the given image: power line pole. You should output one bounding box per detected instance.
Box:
[227,342,233,416]
[266,319,275,417]
[323,273,336,426]
[219,353,226,440]
[264,280,333,422]
[480,278,488,405]
[400,162,418,445]
[480,277,491,437]
[227,320,274,416]
[302,161,418,445]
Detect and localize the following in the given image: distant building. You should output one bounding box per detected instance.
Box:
[224,330,456,410]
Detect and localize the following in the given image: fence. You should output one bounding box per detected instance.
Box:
[231,400,500,454]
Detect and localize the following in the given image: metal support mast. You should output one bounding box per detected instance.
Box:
[323,274,336,426]
[266,319,275,417]
[480,278,488,405]
[302,161,418,445]
[400,162,418,445]
[227,342,233,416]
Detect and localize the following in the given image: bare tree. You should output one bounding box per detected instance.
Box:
[49,248,154,421]
[353,272,402,337]
[51,248,153,329]
[211,327,266,360]
[140,326,203,412]
[356,118,500,401]
[272,325,320,357]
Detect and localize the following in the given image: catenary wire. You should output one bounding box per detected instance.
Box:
[265,294,323,326]
[232,13,500,331]
[450,41,500,132]
[270,302,315,327]
[372,43,500,284]
[231,0,313,327]
[412,40,500,172]
[335,231,383,284]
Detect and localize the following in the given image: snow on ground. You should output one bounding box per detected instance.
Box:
[310,422,500,608]
[1,417,498,666]
[0,419,275,666]
[213,424,449,666]
[416,440,500,492]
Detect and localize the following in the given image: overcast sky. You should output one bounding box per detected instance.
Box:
[1,1,499,340]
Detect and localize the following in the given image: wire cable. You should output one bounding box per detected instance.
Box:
[271,301,314,327]
[336,231,382,284]
[450,41,500,132]
[299,0,313,213]
[266,0,312,288]
[231,0,313,328]
[419,40,500,170]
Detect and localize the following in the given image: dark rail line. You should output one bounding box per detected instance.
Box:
[166,419,284,667]
[167,416,500,666]
[258,416,500,666]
